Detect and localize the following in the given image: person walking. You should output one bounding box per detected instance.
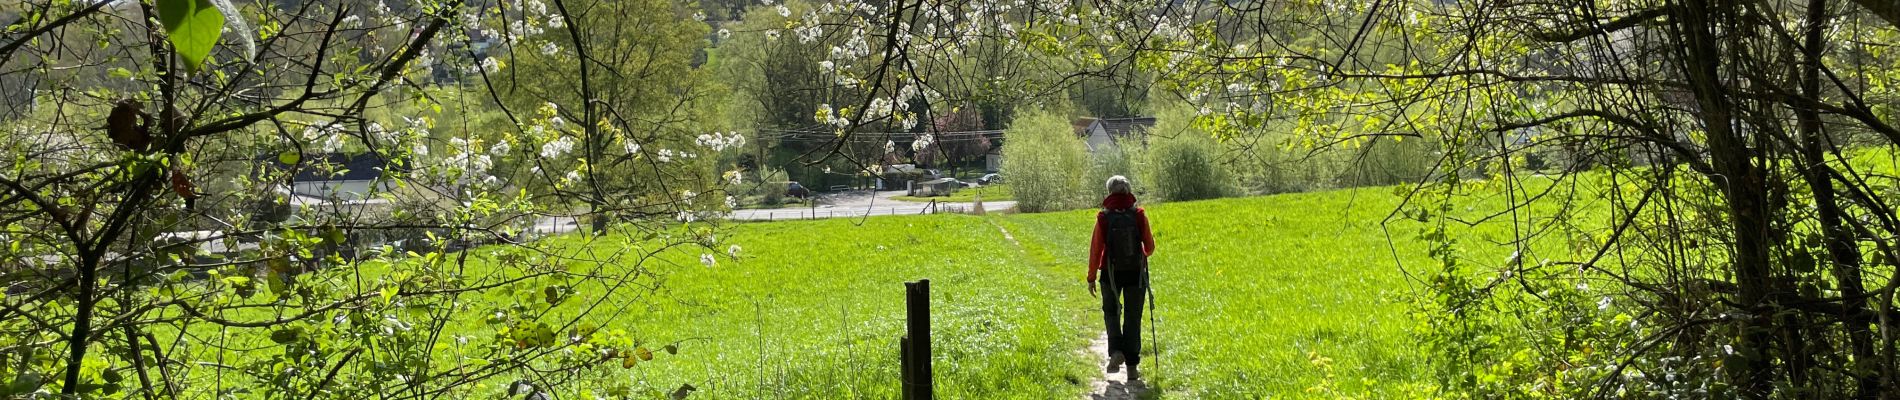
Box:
[1087,175,1156,380]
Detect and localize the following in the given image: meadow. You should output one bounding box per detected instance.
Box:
[151,181,1581,399]
[1003,188,1448,397]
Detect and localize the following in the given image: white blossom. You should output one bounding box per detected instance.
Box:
[490,140,512,156]
[796,25,822,43]
[727,245,742,258]
[699,254,716,267]
[320,134,343,153]
[540,136,576,159]
[908,135,931,152]
[776,5,791,17]
[540,42,560,56]
[622,140,641,155]
[866,97,893,117]
[367,122,395,143]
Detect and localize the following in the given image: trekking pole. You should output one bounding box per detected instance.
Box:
[1145,264,1158,375]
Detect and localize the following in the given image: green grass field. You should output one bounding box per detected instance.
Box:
[1001,188,1462,397]
[153,182,1559,398]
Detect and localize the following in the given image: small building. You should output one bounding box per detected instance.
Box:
[1072,117,1156,153]
[285,153,399,201]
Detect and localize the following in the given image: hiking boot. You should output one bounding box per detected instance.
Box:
[1126,364,1141,381]
[1106,351,1125,373]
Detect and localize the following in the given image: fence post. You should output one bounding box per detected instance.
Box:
[901,279,932,399]
[900,336,914,398]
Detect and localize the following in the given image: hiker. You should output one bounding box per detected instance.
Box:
[1088,175,1156,380]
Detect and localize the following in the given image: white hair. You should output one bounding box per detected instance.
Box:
[1105,175,1132,194]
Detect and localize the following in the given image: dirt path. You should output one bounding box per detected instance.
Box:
[988,221,1149,399]
[1085,332,1151,399]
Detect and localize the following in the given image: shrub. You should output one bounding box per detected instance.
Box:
[1338,136,1437,187]
[1002,110,1092,212]
[1143,113,1236,202]
[1091,138,1143,181]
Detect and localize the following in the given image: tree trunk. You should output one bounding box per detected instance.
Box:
[1793,0,1880,397]
[1673,0,1777,397]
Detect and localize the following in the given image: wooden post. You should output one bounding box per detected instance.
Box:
[900,336,913,398]
[903,279,932,399]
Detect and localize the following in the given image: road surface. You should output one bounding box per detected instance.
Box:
[727,190,1015,221]
[526,191,1016,232]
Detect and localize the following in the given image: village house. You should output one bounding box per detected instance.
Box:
[1072,117,1157,154]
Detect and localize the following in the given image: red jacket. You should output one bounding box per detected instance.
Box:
[1088,193,1155,283]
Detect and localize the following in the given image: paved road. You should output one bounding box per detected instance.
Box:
[727,190,1015,221]
[526,191,1015,231]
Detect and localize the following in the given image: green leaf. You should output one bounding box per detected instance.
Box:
[156,0,225,72]
[269,327,303,344]
[277,151,300,165]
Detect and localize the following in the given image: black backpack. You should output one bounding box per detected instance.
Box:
[1102,208,1145,271]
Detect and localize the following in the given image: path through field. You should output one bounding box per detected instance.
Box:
[990,220,1147,399]
[1086,333,1149,399]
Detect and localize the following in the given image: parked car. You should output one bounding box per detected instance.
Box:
[979,173,1003,185]
[786,182,811,199]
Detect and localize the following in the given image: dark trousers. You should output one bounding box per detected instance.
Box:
[1101,266,1147,366]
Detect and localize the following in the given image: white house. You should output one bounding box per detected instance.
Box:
[1072,117,1156,153]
